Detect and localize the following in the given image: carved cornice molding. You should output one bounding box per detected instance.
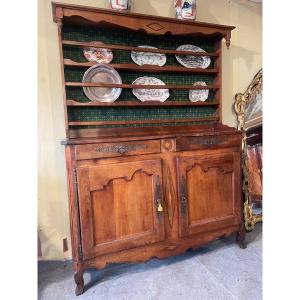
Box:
[52,2,235,45]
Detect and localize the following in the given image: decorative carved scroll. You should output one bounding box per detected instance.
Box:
[234,69,263,231]
[88,160,161,192]
[97,168,153,191]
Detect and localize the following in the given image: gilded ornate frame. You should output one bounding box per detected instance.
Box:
[234,69,262,231]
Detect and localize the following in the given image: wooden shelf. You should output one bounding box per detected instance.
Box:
[68,117,218,126]
[67,100,219,107]
[65,82,219,90]
[62,40,219,57]
[64,59,218,74]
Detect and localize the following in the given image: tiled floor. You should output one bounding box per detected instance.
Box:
[38,224,262,300]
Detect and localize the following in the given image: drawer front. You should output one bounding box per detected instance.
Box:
[75,140,161,160]
[176,134,240,151]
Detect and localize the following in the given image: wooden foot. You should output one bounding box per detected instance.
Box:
[74,270,84,296]
[236,225,247,249]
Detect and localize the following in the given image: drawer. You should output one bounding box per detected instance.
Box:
[75,140,161,160]
[176,134,240,151]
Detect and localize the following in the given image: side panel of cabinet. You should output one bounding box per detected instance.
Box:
[177,151,241,237]
[76,159,165,260]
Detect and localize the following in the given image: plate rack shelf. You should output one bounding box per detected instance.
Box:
[53,3,235,136]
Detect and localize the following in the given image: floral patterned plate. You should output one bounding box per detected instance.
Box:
[189,81,209,102]
[175,44,211,69]
[131,46,166,66]
[83,42,113,64]
[132,77,169,102]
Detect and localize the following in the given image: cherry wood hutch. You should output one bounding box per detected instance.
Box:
[52,2,246,295]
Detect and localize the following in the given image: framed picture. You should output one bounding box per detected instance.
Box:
[244,72,262,129]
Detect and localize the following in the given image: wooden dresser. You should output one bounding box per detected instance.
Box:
[52,3,245,295]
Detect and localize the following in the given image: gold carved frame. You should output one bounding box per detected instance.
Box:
[234,69,262,231]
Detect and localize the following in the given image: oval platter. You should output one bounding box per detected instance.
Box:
[189,81,209,102]
[82,64,122,102]
[83,42,113,64]
[132,77,169,102]
[131,46,166,66]
[175,44,211,69]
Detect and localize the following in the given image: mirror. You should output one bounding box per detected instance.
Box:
[234,69,262,231]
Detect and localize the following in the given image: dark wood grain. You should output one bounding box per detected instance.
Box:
[65,82,220,90]
[62,40,219,56]
[68,117,218,126]
[66,123,240,142]
[176,134,240,151]
[66,100,220,107]
[177,151,242,237]
[75,140,161,160]
[64,59,219,74]
[77,159,165,259]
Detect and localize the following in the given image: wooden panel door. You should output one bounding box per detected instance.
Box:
[76,159,165,260]
[177,152,241,237]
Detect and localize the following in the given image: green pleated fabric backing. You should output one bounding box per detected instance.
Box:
[62,25,218,128]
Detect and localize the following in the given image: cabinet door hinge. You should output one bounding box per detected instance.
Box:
[73,168,83,260]
[74,169,78,185]
[79,244,83,259]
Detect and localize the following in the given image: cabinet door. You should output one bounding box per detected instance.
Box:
[76,159,165,260]
[177,152,241,237]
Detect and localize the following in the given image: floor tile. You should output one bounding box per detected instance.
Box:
[38,225,262,300]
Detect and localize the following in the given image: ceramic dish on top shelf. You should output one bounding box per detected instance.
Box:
[175,44,211,69]
[82,64,122,102]
[131,46,166,66]
[132,77,169,102]
[83,42,113,64]
[189,81,209,102]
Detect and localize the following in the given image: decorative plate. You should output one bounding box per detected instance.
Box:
[189,81,209,102]
[83,43,113,64]
[82,64,122,102]
[175,44,211,69]
[132,77,169,102]
[131,46,166,66]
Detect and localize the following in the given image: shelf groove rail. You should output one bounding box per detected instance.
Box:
[62,40,219,57]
